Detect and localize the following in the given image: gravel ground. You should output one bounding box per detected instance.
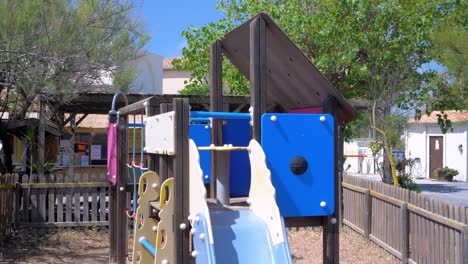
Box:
[0,227,395,263]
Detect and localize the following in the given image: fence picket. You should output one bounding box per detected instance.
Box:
[56,174,64,222]
[83,173,89,222]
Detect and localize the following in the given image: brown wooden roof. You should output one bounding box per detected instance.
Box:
[220,13,356,123]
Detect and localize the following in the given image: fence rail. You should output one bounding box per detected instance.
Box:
[343,174,468,264]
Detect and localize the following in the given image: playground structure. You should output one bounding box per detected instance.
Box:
[107,13,355,264]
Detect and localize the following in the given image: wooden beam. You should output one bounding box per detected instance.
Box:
[145,97,160,174]
[75,113,89,127]
[159,103,170,182]
[67,114,76,180]
[250,16,266,141]
[322,96,339,264]
[210,40,223,200]
[62,114,74,127]
[38,100,45,176]
[173,98,190,264]
[116,114,128,264]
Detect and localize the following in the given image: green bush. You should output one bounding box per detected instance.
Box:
[434,167,459,182]
[397,172,420,192]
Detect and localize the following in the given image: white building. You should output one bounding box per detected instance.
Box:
[162,56,191,94]
[405,111,467,181]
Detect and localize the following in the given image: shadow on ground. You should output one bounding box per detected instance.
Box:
[417,183,466,194]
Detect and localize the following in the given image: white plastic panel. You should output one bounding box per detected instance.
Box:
[144,111,175,155]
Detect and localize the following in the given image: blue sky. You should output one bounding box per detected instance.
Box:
[140,0,224,58]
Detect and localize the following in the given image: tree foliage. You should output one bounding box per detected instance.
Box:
[175,0,463,184]
[0,0,148,119]
[0,0,148,173]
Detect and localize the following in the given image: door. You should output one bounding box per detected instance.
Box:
[429,136,443,178]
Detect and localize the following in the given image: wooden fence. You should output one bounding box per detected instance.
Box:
[15,173,136,228]
[0,174,16,236]
[343,175,468,264]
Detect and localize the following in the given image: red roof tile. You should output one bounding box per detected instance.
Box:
[163,56,183,70]
[409,110,468,123]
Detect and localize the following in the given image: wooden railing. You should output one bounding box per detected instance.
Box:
[0,174,16,236]
[343,175,468,264]
[14,173,136,228]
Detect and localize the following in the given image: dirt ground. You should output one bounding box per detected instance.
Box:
[0,227,395,263]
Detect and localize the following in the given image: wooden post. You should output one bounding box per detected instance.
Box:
[67,114,76,181]
[145,97,160,173]
[37,100,45,177]
[173,98,191,264]
[116,114,128,264]
[322,96,339,264]
[249,16,266,141]
[401,202,409,264]
[210,40,223,200]
[159,103,170,182]
[462,226,468,264]
[364,190,372,239]
[337,125,344,227]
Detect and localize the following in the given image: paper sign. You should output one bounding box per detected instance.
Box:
[91,145,102,160]
[435,140,439,150]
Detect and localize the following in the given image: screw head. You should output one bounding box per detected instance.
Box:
[179,223,187,230]
[270,115,277,122]
[320,201,327,208]
[330,218,337,224]
[119,187,125,191]
[199,233,205,241]
[191,251,198,258]
[320,116,326,122]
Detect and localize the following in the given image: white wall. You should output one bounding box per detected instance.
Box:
[406,123,467,181]
[162,69,191,94]
[445,124,467,181]
[128,52,163,94]
[343,139,381,174]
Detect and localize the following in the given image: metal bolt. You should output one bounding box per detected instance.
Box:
[191,251,198,258]
[320,116,326,122]
[119,187,125,191]
[204,175,209,179]
[330,218,337,224]
[199,233,205,241]
[179,223,187,230]
[205,125,209,129]
[320,201,327,208]
[271,115,277,122]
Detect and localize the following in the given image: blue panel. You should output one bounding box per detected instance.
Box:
[210,209,292,264]
[189,124,211,184]
[261,114,335,217]
[192,214,216,264]
[222,119,251,197]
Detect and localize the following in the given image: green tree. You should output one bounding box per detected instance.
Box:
[175,0,462,185]
[0,0,148,173]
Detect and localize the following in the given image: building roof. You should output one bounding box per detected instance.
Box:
[219,13,356,123]
[163,56,182,70]
[409,110,468,123]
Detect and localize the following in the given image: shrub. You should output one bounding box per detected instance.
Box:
[434,167,459,182]
[397,172,420,192]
